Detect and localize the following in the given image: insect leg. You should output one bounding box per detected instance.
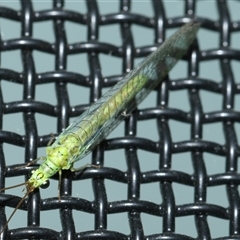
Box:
[58,169,62,201]
[14,157,46,170]
[70,163,100,173]
[121,110,131,117]
[57,165,100,200]
[47,133,56,146]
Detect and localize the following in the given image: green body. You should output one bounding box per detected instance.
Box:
[27,21,200,190]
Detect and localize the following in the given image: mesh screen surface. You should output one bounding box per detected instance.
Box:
[0,1,240,239]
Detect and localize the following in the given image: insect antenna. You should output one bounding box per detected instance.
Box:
[0,182,31,235]
[0,182,26,191]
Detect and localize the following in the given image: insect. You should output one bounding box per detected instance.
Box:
[0,21,200,234]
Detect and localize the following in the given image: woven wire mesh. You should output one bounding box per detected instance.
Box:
[0,0,240,239]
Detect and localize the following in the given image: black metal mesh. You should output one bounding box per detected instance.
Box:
[0,0,240,239]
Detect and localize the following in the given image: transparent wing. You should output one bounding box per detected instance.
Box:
[56,21,200,162]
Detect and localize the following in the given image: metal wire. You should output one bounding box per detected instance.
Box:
[0,0,240,239]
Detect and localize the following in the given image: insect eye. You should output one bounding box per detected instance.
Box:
[40,180,50,189]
